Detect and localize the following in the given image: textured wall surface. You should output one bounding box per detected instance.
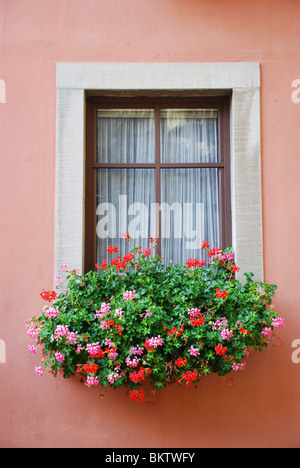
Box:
[1,0,300,448]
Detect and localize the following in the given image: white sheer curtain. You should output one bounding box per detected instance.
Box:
[160,109,218,164]
[160,168,219,265]
[96,168,156,261]
[160,110,219,265]
[97,109,155,163]
[96,110,156,262]
[96,108,220,265]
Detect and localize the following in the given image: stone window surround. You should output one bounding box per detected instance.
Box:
[55,62,263,281]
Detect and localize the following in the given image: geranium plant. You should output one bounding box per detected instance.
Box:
[26,237,285,402]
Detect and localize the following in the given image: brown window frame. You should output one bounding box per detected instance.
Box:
[85,95,231,272]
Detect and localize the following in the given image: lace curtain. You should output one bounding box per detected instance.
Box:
[96,109,220,265]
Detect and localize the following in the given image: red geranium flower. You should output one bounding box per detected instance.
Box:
[190,315,205,326]
[130,388,145,402]
[215,288,228,299]
[40,290,57,302]
[201,241,210,249]
[83,363,99,375]
[175,357,188,368]
[215,343,227,356]
[107,246,118,255]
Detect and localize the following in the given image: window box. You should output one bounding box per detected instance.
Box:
[27,239,284,402]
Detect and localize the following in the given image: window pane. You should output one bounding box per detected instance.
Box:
[96,168,156,263]
[160,168,220,266]
[97,109,155,163]
[160,109,218,163]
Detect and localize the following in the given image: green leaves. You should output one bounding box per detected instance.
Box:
[28,243,283,400]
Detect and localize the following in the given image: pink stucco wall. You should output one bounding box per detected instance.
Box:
[1,0,300,448]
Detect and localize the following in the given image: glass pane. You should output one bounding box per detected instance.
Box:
[160,109,218,163]
[160,168,220,266]
[97,109,155,163]
[96,168,156,263]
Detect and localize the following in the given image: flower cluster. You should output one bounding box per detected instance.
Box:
[85,375,99,388]
[130,388,145,402]
[188,308,205,327]
[86,342,105,358]
[180,369,198,386]
[123,290,136,301]
[129,367,151,383]
[188,346,200,357]
[186,258,205,268]
[215,343,227,356]
[80,363,99,374]
[175,357,187,368]
[43,306,60,318]
[144,336,164,352]
[40,290,57,302]
[215,289,228,299]
[168,326,184,337]
[271,317,285,328]
[232,362,246,372]
[54,325,79,345]
[26,238,284,403]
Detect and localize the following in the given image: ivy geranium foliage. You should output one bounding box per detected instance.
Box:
[26,237,285,403]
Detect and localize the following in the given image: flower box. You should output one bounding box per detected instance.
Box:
[26,238,284,403]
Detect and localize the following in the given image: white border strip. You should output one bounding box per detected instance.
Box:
[57,62,260,90]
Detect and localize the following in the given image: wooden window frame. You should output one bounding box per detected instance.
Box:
[85,95,231,272]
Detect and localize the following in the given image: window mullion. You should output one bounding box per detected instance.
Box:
[155,104,162,256]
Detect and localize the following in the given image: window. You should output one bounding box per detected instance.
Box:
[85,96,231,271]
[56,62,263,281]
